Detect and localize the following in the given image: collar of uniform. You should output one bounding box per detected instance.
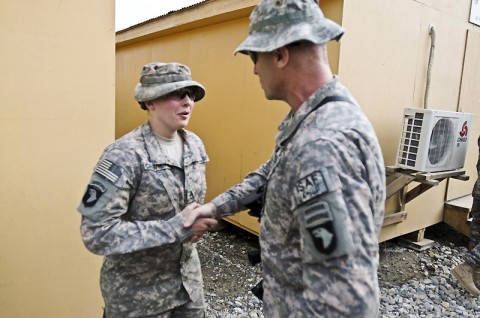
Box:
[178,129,198,167]
[275,76,339,147]
[142,122,185,166]
[141,122,205,167]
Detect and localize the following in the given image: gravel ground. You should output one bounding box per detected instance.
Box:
[196,221,480,317]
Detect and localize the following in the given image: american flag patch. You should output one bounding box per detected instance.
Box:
[95,159,122,183]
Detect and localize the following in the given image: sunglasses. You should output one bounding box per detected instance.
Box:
[164,88,196,101]
[248,43,302,65]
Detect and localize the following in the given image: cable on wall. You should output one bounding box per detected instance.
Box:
[424,24,436,109]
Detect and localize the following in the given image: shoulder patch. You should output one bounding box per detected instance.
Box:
[293,171,327,206]
[293,167,340,207]
[305,201,337,254]
[95,159,123,183]
[82,181,107,207]
[308,221,337,254]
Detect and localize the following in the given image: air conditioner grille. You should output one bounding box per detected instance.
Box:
[428,118,453,165]
[397,115,423,167]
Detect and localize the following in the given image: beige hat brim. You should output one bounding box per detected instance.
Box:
[234,18,344,55]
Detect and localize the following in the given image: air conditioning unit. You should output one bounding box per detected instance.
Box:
[395,108,473,173]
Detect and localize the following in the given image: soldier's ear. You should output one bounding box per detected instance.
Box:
[145,101,155,111]
[274,47,289,69]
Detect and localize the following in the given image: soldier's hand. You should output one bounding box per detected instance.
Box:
[187,217,218,243]
[183,203,217,227]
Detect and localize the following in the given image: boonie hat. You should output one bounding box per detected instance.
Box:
[134,62,205,106]
[234,0,344,55]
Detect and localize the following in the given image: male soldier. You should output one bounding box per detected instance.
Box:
[185,0,386,317]
[78,62,216,317]
[452,135,480,296]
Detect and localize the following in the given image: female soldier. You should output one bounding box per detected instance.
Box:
[78,62,216,317]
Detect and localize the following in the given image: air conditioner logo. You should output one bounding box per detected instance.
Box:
[457,121,469,142]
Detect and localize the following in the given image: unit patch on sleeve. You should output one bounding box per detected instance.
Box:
[95,159,123,184]
[305,201,337,254]
[295,167,354,261]
[82,181,107,207]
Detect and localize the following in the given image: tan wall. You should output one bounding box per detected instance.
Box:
[0,1,115,317]
[340,0,480,241]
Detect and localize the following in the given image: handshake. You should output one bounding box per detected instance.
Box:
[181,202,218,243]
[182,196,265,300]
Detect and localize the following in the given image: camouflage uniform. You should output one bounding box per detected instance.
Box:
[210,0,386,316]
[78,62,208,317]
[466,135,480,268]
[212,78,386,317]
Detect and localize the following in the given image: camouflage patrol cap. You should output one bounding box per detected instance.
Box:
[134,62,205,106]
[234,0,344,55]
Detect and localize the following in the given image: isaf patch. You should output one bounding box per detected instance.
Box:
[294,171,327,206]
[305,201,337,254]
[82,181,107,207]
[95,159,123,184]
[293,167,340,207]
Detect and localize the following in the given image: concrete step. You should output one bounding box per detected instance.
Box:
[443,195,473,237]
